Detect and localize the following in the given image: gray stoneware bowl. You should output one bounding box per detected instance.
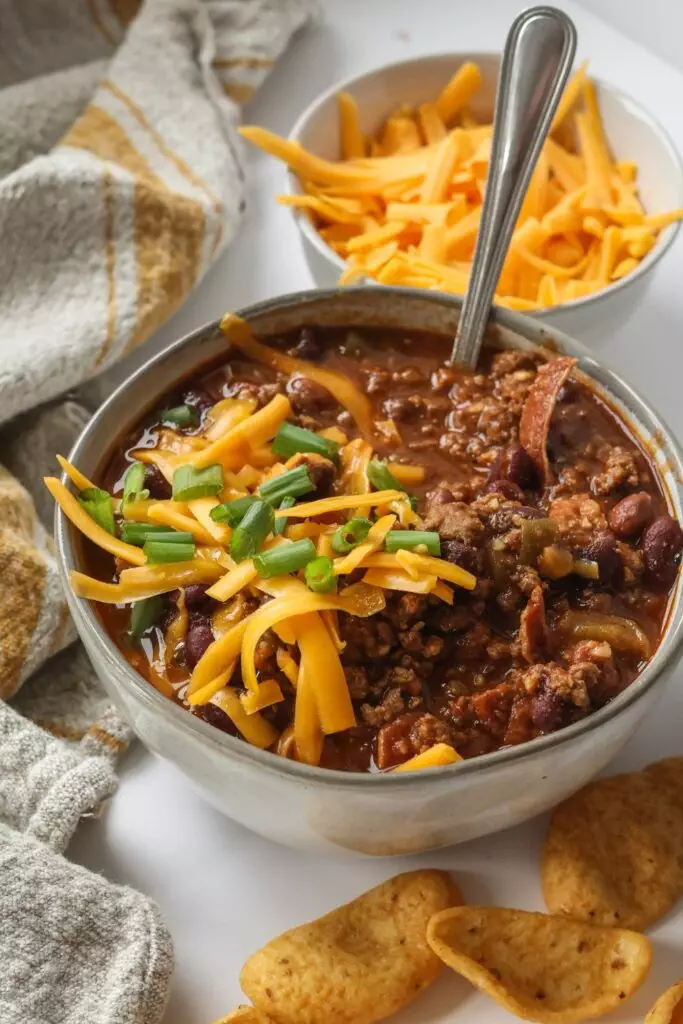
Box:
[56,287,683,855]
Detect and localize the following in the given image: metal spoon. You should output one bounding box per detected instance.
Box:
[451,5,577,367]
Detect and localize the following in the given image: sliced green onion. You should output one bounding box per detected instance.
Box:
[160,404,199,428]
[367,459,403,492]
[272,422,340,463]
[120,522,180,546]
[305,555,337,593]
[385,530,441,556]
[143,539,195,563]
[259,465,315,505]
[130,596,165,637]
[78,487,116,535]
[253,538,316,578]
[409,494,419,512]
[274,496,296,536]
[331,517,372,554]
[122,462,149,504]
[210,496,257,527]
[230,499,274,563]
[172,463,223,501]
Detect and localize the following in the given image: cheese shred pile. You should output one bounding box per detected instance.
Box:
[240,61,683,311]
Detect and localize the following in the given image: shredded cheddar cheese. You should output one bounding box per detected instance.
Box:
[56,455,97,492]
[188,617,252,695]
[293,657,324,766]
[240,678,285,715]
[190,393,292,470]
[70,561,224,603]
[394,743,463,772]
[211,685,279,748]
[274,490,403,519]
[147,502,216,545]
[220,314,374,436]
[46,477,146,566]
[333,514,396,575]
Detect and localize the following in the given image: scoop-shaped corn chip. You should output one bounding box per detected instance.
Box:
[240,870,462,1024]
[645,981,683,1023]
[542,761,683,930]
[216,1009,274,1023]
[427,906,651,1023]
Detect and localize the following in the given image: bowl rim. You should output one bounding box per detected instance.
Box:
[57,286,683,789]
[284,50,683,318]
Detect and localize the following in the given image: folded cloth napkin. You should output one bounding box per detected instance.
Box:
[0,0,315,1021]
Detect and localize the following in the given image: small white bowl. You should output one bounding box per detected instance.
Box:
[285,52,683,343]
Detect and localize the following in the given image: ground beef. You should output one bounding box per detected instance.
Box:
[423,501,487,545]
[549,493,608,547]
[375,712,455,769]
[590,444,641,496]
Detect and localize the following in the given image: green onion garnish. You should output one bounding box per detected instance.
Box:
[122,462,149,504]
[259,465,315,505]
[253,538,317,579]
[172,464,223,501]
[78,487,116,535]
[230,499,274,563]
[385,530,441,556]
[130,596,165,637]
[143,539,195,563]
[120,522,181,546]
[272,422,340,463]
[367,459,403,492]
[160,404,200,428]
[210,496,257,527]
[331,517,372,554]
[305,555,337,593]
[274,496,296,536]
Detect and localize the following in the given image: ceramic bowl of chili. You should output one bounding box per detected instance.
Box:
[54,286,683,855]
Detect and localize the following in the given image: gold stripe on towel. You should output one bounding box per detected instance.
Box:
[102,79,223,259]
[102,80,222,215]
[213,57,275,69]
[62,104,206,355]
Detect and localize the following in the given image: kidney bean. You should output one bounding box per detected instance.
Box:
[183,584,214,610]
[489,505,545,533]
[487,443,538,491]
[144,464,171,500]
[643,515,683,589]
[442,539,484,576]
[195,702,237,735]
[185,622,214,668]
[483,478,525,502]
[286,375,335,415]
[608,491,654,538]
[530,686,564,733]
[505,443,538,489]
[585,531,623,587]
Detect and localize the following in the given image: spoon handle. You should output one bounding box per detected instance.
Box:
[451,6,577,367]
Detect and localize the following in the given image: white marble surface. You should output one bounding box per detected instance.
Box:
[69,2,683,1021]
